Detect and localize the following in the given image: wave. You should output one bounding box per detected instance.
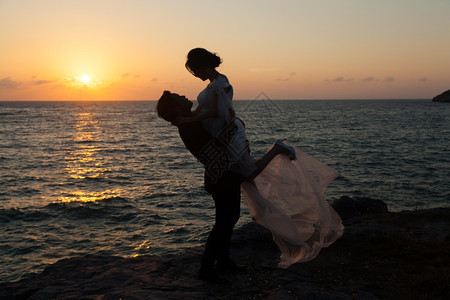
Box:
[43,199,138,219]
[0,207,53,224]
[0,111,18,116]
[0,195,141,224]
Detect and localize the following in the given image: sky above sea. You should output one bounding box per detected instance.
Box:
[1,0,449,101]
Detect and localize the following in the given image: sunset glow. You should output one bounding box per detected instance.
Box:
[1,0,449,100]
[81,75,91,84]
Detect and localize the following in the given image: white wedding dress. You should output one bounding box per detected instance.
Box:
[196,76,343,267]
[242,141,344,268]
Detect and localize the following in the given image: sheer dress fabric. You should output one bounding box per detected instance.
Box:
[242,141,344,268]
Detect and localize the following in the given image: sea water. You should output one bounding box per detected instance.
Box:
[1,99,449,282]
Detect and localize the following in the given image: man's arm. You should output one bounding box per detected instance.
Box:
[173,93,218,125]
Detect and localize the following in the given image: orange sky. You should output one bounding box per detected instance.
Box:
[1,0,449,101]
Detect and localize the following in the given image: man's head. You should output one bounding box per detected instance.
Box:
[156,91,193,122]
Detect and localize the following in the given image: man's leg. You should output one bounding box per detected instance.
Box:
[214,174,241,264]
[199,173,241,282]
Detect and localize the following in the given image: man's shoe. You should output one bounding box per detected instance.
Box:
[198,268,230,284]
[216,259,246,274]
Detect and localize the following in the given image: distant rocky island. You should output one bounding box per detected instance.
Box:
[432,89,450,102]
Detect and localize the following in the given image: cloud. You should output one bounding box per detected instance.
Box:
[123,73,141,79]
[0,77,22,89]
[276,71,296,82]
[151,77,157,82]
[33,79,53,85]
[362,77,375,82]
[250,67,280,73]
[384,76,395,82]
[419,77,428,82]
[327,76,353,83]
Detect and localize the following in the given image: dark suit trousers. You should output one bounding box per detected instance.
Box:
[201,172,242,270]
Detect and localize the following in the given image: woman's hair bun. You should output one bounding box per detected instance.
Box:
[210,53,221,68]
[186,48,222,70]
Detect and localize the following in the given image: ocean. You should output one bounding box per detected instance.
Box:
[1,99,449,282]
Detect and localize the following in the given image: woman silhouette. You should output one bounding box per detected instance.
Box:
[171,48,295,283]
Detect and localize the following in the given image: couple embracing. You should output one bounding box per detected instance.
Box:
[156,48,343,284]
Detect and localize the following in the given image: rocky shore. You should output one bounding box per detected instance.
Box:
[1,197,449,299]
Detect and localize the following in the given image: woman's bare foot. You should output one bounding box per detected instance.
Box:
[274,140,296,160]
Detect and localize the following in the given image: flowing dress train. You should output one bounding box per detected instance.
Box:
[241,141,344,268]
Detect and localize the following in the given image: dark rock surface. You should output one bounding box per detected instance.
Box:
[1,197,449,299]
[432,89,450,102]
[331,196,388,221]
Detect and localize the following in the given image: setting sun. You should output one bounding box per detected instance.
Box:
[80,75,90,83]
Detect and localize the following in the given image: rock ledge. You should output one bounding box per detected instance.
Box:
[1,197,449,299]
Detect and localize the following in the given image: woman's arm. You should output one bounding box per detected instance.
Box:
[173,93,219,125]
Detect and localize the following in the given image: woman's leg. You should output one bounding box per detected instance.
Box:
[247,142,295,180]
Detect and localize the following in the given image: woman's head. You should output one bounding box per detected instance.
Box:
[185,48,222,80]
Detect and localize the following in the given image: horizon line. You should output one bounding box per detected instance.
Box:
[0,98,432,102]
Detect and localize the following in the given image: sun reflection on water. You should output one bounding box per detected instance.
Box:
[132,240,152,257]
[60,110,117,203]
[58,189,121,203]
